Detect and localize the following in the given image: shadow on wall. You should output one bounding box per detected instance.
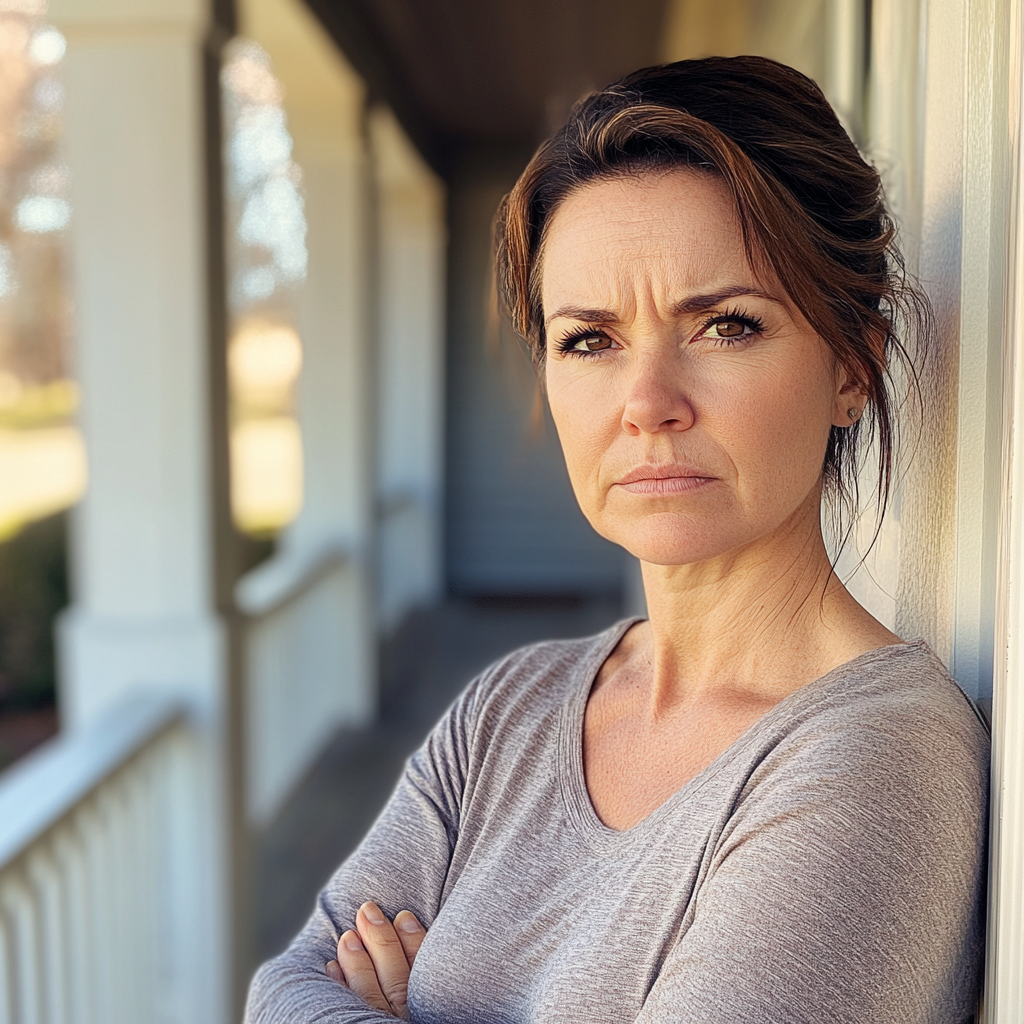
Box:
[0,512,67,769]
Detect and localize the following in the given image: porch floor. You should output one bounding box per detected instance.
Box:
[253,594,623,963]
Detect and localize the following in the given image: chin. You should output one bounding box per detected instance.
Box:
[601,511,745,567]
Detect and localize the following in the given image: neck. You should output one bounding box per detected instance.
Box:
[637,500,892,710]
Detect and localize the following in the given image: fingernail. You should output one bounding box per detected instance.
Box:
[325,960,342,981]
[343,930,363,952]
[397,912,422,934]
[361,901,386,926]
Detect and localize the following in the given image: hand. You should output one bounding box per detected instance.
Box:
[325,901,426,1020]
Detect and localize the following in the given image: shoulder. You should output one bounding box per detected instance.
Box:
[411,620,630,792]
[470,619,632,716]
[802,640,987,763]
[741,641,989,827]
[441,618,633,749]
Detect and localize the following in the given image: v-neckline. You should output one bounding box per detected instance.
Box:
[557,620,918,842]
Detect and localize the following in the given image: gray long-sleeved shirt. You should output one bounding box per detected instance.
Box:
[246,623,989,1024]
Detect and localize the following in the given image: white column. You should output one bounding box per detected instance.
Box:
[234,0,376,823]
[950,0,1014,703]
[371,106,446,633]
[53,0,226,727]
[872,0,1012,703]
[890,0,965,665]
[239,0,375,564]
[49,0,232,1020]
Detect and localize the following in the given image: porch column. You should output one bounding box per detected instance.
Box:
[234,0,376,825]
[370,105,446,634]
[52,0,228,728]
[49,0,234,1019]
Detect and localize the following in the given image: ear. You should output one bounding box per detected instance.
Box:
[831,371,868,428]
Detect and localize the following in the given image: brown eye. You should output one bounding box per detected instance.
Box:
[715,320,745,337]
[558,330,617,356]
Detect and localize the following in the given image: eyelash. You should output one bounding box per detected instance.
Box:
[554,307,767,358]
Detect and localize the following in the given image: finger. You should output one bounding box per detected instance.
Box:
[325,959,343,983]
[335,929,391,1014]
[393,910,426,966]
[356,902,411,1018]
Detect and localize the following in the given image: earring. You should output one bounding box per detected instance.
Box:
[847,407,861,423]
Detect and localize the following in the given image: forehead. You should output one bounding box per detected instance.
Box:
[540,170,754,309]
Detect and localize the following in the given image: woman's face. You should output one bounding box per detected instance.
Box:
[542,169,859,567]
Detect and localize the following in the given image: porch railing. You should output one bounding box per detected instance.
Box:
[0,694,191,1024]
[237,541,374,827]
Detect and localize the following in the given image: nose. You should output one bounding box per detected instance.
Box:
[620,350,695,436]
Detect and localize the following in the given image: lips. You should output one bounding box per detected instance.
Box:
[615,464,716,495]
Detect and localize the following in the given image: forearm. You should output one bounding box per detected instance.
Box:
[245,787,451,1022]
[245,681,477,1024]
[246,955,402,1024]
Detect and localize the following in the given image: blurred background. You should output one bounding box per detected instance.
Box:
[0,0,1017,1021]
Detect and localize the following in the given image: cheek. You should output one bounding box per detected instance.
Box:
[545,362,623,477]
[712,360,835,500]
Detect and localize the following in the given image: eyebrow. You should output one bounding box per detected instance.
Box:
[544,287,784,327]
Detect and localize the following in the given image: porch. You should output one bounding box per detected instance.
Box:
[0,1,1022,1022]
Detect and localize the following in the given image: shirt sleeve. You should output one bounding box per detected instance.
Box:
[244,675,483,1024]
[634,718,988,1024]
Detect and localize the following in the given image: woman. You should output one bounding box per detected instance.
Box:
[246,57,988,1024]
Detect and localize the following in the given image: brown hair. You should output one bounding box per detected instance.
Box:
[495,56,924,537]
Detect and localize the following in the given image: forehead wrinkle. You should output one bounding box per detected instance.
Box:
[541,171,758,329]
[544,248,757,331]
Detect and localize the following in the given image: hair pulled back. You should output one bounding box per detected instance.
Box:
[495,55,923,534]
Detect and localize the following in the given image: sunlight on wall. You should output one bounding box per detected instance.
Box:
[222,40,306,536]
[0,0,83,540]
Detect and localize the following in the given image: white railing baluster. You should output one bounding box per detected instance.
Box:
[1,879,42,1024]
[60,820,92,1024]
[81,804,111,1024]
[0,909,14,1024]
[103,782,130,1024]
[0,886,17,1021]
[49,828,80,1024]
[24,848,65,1024]
[123,766,150,1024]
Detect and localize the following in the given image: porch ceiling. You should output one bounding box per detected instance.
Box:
[302,0,671,172]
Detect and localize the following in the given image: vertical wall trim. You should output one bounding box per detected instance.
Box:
[986,0,1024,1015]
